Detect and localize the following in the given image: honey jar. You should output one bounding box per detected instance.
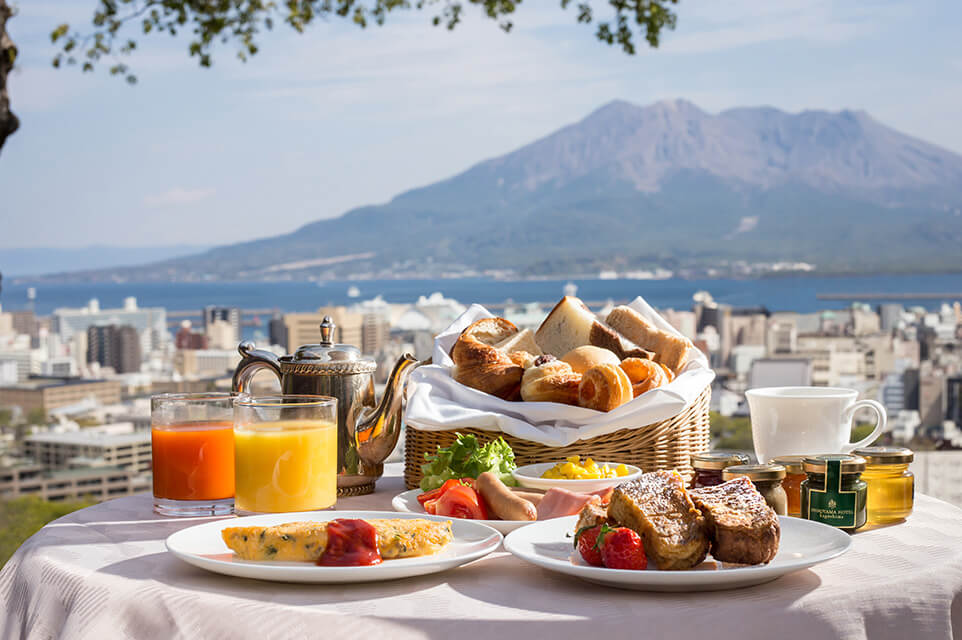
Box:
[723,464,788,515]
[690,452,750,488]
[771,455,806,517]
[854,446,914,524]
[801,454,867,532]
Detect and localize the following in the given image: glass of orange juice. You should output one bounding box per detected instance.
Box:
[151,393,237,516]
[233,395,338,514]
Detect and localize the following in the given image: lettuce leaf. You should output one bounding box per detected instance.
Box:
[419,433,518,491]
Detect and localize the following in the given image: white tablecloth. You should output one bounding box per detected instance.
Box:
[2,463,962,640]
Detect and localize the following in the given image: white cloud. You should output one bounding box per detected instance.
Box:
[143,187,216,207]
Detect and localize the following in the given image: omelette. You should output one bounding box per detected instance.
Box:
[221,518,453,562]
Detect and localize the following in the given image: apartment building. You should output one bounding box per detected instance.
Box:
[0,463,148,502]
[23,429,151,474]
[284,307,363,350]
[0,378,123,414]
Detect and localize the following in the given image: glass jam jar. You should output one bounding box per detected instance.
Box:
[801,454,867,532]
[723,464,788,515]
[690,452,750,488]
[854,446,914,524]
[771,455,806,517]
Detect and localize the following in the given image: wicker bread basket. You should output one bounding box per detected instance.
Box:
[403,385,711,489]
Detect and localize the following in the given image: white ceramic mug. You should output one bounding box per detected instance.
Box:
[746,386,887,464]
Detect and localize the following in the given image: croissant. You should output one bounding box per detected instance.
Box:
[578,363,633,412]
[520,359,582,405]
[451,318,524,400]
[620,357,668,397]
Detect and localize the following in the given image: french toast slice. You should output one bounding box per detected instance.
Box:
[689,477,780,565]
[608,471,709,570]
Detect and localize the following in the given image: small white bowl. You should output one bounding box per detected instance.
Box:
[512,462,642,493]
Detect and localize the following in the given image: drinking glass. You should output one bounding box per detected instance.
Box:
[151,393,236,516]
[233,395,338,514]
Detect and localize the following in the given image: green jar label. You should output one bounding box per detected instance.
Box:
[806,459,857,528]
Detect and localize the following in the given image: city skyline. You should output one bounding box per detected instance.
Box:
[3,0,962,249]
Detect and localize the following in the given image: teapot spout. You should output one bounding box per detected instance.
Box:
[356,353,421,466]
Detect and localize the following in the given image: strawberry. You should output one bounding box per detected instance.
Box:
[599,527,647,570]
[574,524,606,567]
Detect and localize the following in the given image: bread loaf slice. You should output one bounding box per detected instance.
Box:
[606,305,691,373]
[495,328,543,358]
[535,297,652,360]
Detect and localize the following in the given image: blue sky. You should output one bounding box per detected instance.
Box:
[1,0,961,249]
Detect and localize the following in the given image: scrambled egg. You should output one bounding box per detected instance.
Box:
[541,456,631,480]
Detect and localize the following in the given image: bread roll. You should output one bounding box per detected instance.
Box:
[561,346,621,374]
[620,357,668,397]
[451,318,524,400]
[606,306,691,373]
[535,297,653,360]
[578,363,633,412]
[520,358,582,405]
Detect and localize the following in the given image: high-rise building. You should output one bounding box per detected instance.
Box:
[53,298,166,354]
[361,313,391,355]
[879,304,904,332]
[175,321,208,349]
[203,307,241,347]
[947,377,962,428]
[284,307,363,350]
[268,313,288,349]
[87,325,142,373]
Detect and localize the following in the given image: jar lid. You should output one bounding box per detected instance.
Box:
[770,455,806,474]
[723,463,786,482]
[691,451,750,471]
[803,454,866,474]
[280,316,377,375]
[853,446,914,464]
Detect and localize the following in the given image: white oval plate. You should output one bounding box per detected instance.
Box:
[393,489,538,534]
[504,515,851,591]
[166,510,502,583]
[512,462,641,493]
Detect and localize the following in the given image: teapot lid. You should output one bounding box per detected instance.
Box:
[282,316,377,375]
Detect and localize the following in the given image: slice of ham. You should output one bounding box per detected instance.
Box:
[536,488,605,520]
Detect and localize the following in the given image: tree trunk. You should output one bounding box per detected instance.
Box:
[0,0,19,154]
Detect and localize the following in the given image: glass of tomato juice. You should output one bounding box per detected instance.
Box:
[151,393,236,516]
[233,395,338,514]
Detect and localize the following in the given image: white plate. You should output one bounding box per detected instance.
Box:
[166,510,502,583]
[503,515,851,591]
[512,462,642,493]
[393,488,539,534]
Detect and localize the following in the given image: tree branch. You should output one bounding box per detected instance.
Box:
[0,0,20,153]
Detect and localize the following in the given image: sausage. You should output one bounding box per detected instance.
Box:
[476,472,537,521]
[509,490,544,510]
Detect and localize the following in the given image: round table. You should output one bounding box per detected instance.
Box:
[3,463,962,640]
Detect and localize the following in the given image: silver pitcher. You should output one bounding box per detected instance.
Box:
[231,316,420,496]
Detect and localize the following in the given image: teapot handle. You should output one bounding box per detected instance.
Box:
[232,341,282,394]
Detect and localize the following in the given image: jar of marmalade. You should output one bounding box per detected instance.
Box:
[801,454,867,532]
[771,455,806,517]
[854,446,914,524]
[690,452,750,488]
[723,464,788,515]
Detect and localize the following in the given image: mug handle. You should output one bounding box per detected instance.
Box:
[842,399,887,452]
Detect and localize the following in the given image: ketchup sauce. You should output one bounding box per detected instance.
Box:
[317,519,382,566]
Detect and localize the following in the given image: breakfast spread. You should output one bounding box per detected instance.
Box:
[574,471,781,570]
[855,447,915,524]
[800,455,868,532]
[690,452,751,488]
[221,518,454,565]
[541,456,631,480]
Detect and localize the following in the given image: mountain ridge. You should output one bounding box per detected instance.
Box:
[25,99,962,282]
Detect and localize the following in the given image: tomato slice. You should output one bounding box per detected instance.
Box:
[433,485,489,520]
[417,478,476,506]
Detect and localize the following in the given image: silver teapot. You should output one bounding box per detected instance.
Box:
[232,316,420,496]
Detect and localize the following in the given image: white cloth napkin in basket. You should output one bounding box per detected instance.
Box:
[404,296,716,447]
